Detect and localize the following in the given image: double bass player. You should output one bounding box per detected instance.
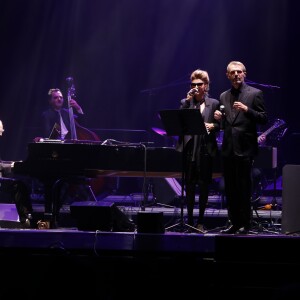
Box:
[35,87,85,141]
[34,83,101,229]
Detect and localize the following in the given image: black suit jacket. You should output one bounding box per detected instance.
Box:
[220,82,268,157]
[41,108,84,139]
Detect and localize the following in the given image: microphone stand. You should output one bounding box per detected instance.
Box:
[158,109,207,233]
[245,79,281,89]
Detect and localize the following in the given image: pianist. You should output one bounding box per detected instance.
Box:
[0,119,32,227]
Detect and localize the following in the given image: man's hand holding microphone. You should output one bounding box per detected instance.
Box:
[214,105,225,120]
[214,105,225,130]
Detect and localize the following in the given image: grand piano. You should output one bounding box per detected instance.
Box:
[13,140,277,178]
[13,140,185,179]
[13,140,277,227]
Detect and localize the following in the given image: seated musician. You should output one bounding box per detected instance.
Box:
[33,88,104,229]
[0,120,33,228]
[35,88,85,141]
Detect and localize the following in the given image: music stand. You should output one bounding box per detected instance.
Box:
[158,109,207,232]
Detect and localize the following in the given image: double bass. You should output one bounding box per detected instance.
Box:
[66,77,100,141]
[65,77,112,197]
[31,82,112,228]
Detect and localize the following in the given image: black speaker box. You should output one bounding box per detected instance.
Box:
[281,164,300,234]
[70,201,135,232]
[137,211,165,233]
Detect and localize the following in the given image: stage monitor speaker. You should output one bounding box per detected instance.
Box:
[281,164,300,234]
[70,201,135,232]
[137,211,165,233]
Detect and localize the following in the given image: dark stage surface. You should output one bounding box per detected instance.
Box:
[1,198,300,300]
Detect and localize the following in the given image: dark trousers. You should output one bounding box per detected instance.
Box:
[223,156,253,229]
[185,155,212,226]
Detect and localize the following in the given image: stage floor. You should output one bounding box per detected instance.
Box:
[0,197,300,300]
[0,197,291,259]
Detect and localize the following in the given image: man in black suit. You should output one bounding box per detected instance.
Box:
[214,61,268,234]
[40,88,84,140]
[176,69,220,233]
[34,88,86,228]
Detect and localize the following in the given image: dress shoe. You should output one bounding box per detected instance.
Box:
[37,220,50,230]
[220,225,241,234]
[196,224,207,234]
[21,218,31,229]
[237,227,250,234]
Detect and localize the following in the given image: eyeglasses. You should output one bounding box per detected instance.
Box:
[190,82,204,87]
[229,70,244,75]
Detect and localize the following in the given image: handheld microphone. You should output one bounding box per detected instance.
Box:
[188,88,198,96]
[220,105,225,116]
[220,105,225,130]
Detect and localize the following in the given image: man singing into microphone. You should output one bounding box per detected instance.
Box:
[176,68,220,233]
[214,61,268,234]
